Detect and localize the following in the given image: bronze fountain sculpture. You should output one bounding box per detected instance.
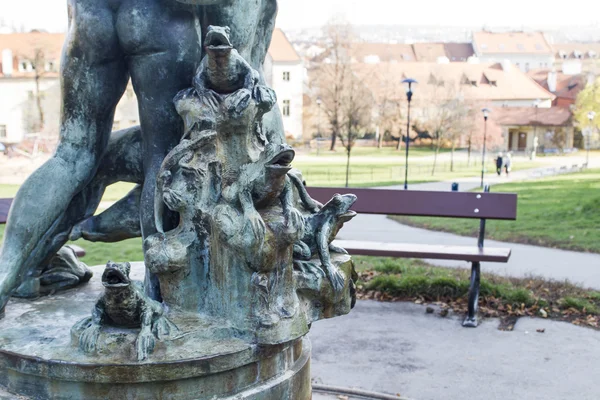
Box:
[0,2,357,398]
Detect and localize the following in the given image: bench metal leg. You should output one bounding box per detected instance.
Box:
[463,261,480,328]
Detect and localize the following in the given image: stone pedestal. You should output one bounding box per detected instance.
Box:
[0,264,311,400]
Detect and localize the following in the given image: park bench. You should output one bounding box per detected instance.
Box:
[0,198,86,257]
[306,187,518,328]
[3,189,518,327]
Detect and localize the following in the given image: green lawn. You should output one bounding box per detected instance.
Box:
[392,168,600,253]
[355,256,600,329]
[293,151,546,187]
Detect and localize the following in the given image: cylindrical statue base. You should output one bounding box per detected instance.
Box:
[0,265,311,400]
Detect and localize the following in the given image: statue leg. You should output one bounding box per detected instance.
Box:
[0,1,129,312]
[123,1,200,301]
[71,185,143,243]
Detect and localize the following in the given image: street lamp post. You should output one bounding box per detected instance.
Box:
[316,97,322,156]
[532,98,541,160]
[587,111,596,168]
[401,78,417,190]
[481,108,491,188]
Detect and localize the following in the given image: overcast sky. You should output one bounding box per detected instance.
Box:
[1,0,599,32]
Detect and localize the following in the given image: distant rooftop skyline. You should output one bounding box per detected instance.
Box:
[0,0,599,33]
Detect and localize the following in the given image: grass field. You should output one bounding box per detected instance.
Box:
[392,168,600,253]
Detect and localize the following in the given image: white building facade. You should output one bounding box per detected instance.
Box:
[265,29,304,141]
[0,33,140,146]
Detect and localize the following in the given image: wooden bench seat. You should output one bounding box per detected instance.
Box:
[307,186,518,328]
[334,240,512,263]
[0,199,10,224]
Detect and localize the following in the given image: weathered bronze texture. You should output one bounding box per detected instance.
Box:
[0,9,357,398]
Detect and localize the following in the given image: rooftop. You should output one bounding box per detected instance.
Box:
[473,31,553,55]
[552,43,600,60]
[268,29,301,63]
[493,106,572,127]
[0,32,65,78]
[528,69,587,100]
[349,62,555,104]
[412,43,446,62]
[351,43,416,63]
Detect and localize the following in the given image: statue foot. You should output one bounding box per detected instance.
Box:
[293,260,325,278]
[293,241,312,261]
[12,247,93,298]
[329,244,348,255]
[225,89,252,118]
[78,320,101,354]
[326,267,346,295]
[136,329,156,361]
[152,316,180,341]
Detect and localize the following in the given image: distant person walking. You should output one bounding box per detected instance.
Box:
[504,153,512,176]
[495,153,503,176]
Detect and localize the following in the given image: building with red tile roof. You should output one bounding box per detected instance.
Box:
[472,31,554,73]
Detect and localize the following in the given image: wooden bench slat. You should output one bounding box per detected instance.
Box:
[334,240,512,263]
[0,198,11,224]
[307,187,518,220]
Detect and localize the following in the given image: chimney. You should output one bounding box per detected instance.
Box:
[587,72,596,86]
[501,59,512,71]
[547,70,557,92]
[1,49,13,76]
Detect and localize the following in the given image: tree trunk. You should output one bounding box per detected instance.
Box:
[467,137,472,166]
[432,136,441,176]
[450,142,455,172]
[330,128,337,151]
[345,146,351,188]
[34,74,45,132]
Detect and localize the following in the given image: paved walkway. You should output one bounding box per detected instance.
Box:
[338,160,600,289]
[339,214,600,289]
[309,300,600,400]
[381,156,595,192]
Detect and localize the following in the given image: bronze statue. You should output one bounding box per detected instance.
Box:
[0,0,281,310]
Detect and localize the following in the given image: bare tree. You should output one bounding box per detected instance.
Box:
[31,48,47,132]
[338,71,373,187]
[311,18,355,151]
[420,81,468,175]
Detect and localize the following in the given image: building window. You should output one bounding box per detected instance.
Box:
[283,71,290,81]
[282,100,290,117]
[44,61,55,72]
[0,125,6,139]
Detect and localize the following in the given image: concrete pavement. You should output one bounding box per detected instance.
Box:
[309,300,600,400]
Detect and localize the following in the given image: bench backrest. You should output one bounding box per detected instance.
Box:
[0,198,11,224]
[1,188,519,225]
[306,187,517,220]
